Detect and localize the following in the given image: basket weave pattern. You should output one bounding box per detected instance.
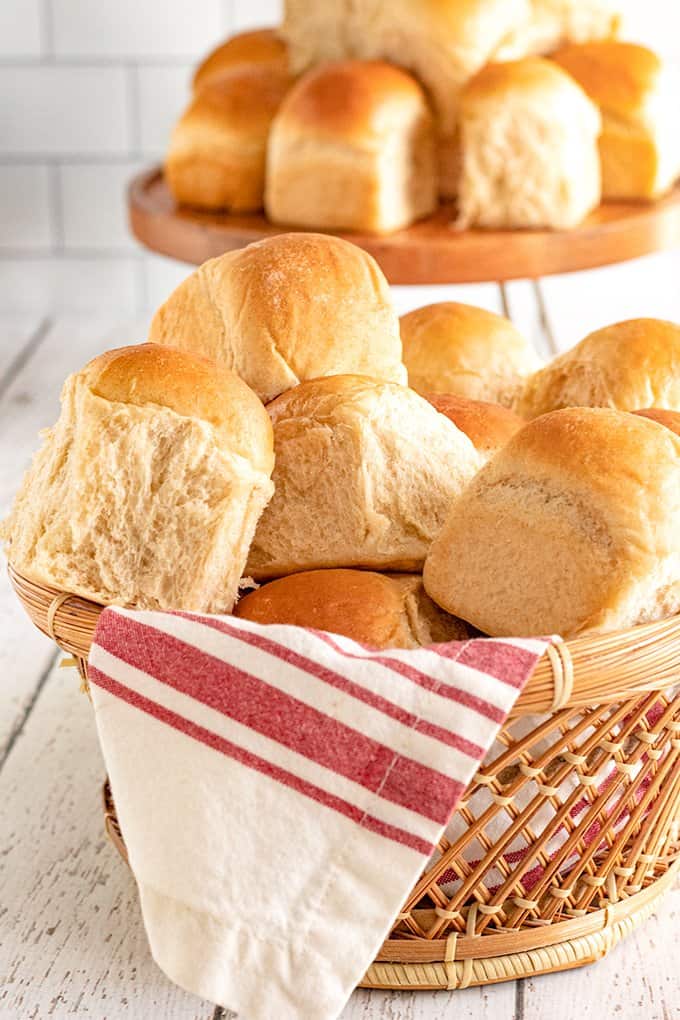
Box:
[10,566,680,990]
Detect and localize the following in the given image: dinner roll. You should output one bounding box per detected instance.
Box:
[283,0,532,198]
[457,58,601,229]
[193,28,289,93]
[266,61,437,233]
[236,569,473,648]
[401,302,541,407]
[634,408,680,437]
[149,233,406,403]
[504,0,621,56]
[246,375,481,580]
[424,408,680,638]
[166,65,291,212]
[2,345,274,613]
[553,42,680,200]
[426,394,524,461]
[517,318,680,418]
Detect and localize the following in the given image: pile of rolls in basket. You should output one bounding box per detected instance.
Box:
[4,229,680,988]
[164,0,680,232]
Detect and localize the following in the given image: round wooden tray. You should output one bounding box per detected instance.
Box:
[129,167,680,284]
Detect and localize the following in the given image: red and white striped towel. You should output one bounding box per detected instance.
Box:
[89,608,549,1020]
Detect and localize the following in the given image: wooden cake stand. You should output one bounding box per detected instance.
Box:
[129,166,680,285]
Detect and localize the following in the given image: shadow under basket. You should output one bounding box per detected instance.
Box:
[10,564,680,991]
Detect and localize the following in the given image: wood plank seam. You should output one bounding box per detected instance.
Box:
[0,317,52,403]
[514,977,526,1020]
[0,648,59,774]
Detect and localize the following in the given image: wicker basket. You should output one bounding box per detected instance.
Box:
[10,564,680,991]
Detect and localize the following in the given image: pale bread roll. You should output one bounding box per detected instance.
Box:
[401,302,541,407]
[424,408,680,638]
[633,408,680,437]
[426,393,524,461]
[266,60,437,233]
[246,375,481,580]
[553,42,680,200]
[166,65,291,212]
[149,233,406,403]
[2,345,274,613]
[193,28,289,93]
[502,0,621,56]
[457,58,602,229]
[236,569,474,648]
[518,318,680,418]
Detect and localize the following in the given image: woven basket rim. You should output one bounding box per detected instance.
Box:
[8,563,680,716]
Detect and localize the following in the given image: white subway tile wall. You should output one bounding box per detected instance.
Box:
[0,0,678,315]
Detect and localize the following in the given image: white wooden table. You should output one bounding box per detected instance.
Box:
[1,259,680,1020]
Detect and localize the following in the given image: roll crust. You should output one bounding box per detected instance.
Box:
[166,65,291,212]
[633,408,680,437]
[266,60,437,232]
[426,393,524,460]
[149,233,406,403]
[236,569,473,648]
[3,345,274,613]
[552,42,680,200]
[401,301,541,407]
[517,318,680,418]
[457,58,602,229]
[193,28,289,94]
[424,408,680,638]
[247,375,481,579]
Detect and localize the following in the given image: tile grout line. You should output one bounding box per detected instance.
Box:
[0,249,144,260]
[0,316,53,402]
[48,164,65,253]
[40,0,55,59]
[0,649,60,776]
[0,55,200,68]
[127,62,144,159]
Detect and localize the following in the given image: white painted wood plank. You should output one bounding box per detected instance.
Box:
[342,984,516,1019]
[0,660,213,1019]
[522,885,680,1020]
[0,317,55,760]
[0,316,45,388]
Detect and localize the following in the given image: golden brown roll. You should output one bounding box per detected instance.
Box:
[633,408,680,437]
[149,233,406,403]
[246,375,481,580]
[166,65,291,212]
[458,58,601,229]
[236,569,473,648]
[424,408,680,638]
[517,318,680,418]
[266,60,437,233]
[426,393,524,461]
[2,345,274,612]
[193,28,289,93]
[552,41,680,200]
[401,301,541,407]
